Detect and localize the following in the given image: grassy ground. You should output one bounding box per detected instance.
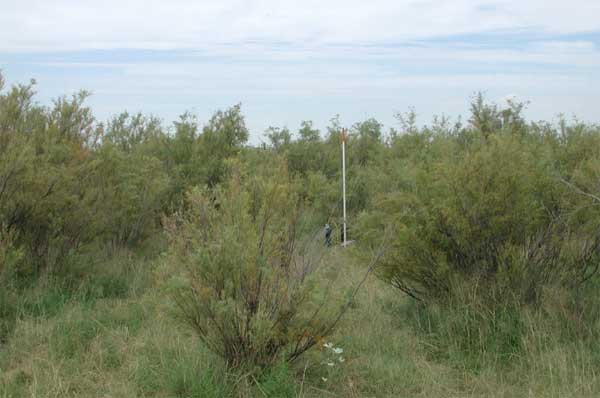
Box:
[1,245,599,397]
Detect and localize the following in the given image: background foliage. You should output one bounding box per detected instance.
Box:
[1,72,600,396]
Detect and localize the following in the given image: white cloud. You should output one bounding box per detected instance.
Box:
[1,0,598,143]
[0,0,599,52]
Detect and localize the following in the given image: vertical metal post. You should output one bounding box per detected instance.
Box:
[341,128,347,247]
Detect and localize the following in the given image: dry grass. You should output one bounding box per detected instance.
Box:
[1,247,599,397]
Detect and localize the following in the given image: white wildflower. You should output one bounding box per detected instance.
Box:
[322,377,328,382]
[327,362,335,367]
[323,342,333,349]
[332,347,343,354]
[338,356,345,363]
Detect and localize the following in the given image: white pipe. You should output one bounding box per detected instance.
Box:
[342,128,347,246]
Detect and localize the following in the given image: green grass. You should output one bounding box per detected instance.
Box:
[1,246,600,397]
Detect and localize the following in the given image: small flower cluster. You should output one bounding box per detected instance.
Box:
[320,342,345,382]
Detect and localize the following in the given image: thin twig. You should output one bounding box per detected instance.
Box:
[560,177,600,204]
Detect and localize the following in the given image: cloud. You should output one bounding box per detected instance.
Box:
[1,0,599,52]
[1,0,599,143]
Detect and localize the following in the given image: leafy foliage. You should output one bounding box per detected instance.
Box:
[166,167,347,369]
[2,70,600,387]
[357,97,600,305]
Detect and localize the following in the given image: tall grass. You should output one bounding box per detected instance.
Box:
[2,247,599,397]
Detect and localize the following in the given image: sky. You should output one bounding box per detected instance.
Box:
[1,0,599,143]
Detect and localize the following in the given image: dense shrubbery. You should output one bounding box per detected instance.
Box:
[351,96,600,381]
[0,74,251,280]
[0,74,255,355]
[2,70,600,391]
[166,166,349,370]
[358,99,600,306]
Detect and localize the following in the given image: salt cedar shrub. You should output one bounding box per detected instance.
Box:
[356,96,600,305]
[166,166,349,371]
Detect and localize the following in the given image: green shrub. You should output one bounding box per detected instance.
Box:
[362,130,599,304]
[0,75,170,280]
[167,167,348,370]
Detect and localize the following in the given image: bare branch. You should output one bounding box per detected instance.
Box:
[560,177,600,204]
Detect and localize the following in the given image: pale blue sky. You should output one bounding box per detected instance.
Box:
[1,0,599,143]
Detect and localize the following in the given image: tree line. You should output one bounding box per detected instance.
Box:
[2,73,599,372]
